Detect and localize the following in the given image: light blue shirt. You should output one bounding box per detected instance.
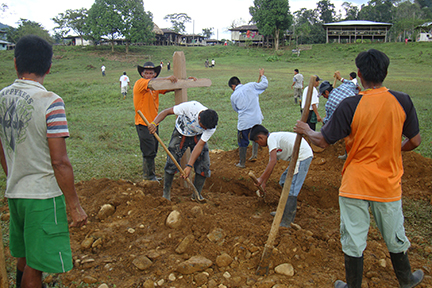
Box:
[230,75,268,131]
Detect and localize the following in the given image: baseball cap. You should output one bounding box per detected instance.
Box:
[319,80,332,95]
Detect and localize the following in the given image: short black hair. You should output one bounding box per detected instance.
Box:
[199,109,218,129]
[355,49,389,84]
[228,77,241,88]
[123,71,127,75]
[15,35,53,77]
[294,69,299,73]
[249,124,269,141]
[349,72,357,79]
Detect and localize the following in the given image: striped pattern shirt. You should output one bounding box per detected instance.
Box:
[46,98,69,138]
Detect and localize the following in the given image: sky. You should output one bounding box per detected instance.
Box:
[1,0,365,40]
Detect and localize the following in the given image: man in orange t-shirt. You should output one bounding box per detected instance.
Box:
[294,49,423,288]
[133,62,177,181]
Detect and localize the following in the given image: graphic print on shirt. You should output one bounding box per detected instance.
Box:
[176,111,204,136]
[0,96,33,152]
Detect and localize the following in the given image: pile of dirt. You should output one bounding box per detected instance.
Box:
[3,143,432,288]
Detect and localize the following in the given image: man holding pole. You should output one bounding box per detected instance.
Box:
[294,49,423,288]
[148,101,218,202]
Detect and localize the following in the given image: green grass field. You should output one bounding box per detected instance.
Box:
[0,42,431,187]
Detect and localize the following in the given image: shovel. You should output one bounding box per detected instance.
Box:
[255,75,316,276]
[137,110,203,202]
[248,171,266,198]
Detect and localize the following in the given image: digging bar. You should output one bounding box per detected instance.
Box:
[256,75,316,276]
[137,110,203,202]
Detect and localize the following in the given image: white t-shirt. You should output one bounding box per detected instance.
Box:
[301,86,319,110]
[173,101,216,142]
[351,78,358,86]
[267,132,313,174]
[101,65,106,72]
[119,75,130,87]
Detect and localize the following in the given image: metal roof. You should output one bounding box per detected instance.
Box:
[229,25,258,31]
[415,22,432,29]
[323,20,392,27]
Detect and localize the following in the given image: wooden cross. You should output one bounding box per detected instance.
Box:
[148,51,211,105]
[148,51,211,170]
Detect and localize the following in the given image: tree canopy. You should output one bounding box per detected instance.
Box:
[163,13,191,33]
[201,27,214,39]
[249,0,293,50]
[52,8,88,40]
[6,19,53,44]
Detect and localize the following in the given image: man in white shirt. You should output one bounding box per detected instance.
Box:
[249,124,313,227]
[301,75,322,131]
[119,72,131,99]
[149,101,218,202]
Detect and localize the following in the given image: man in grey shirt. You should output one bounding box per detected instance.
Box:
[291,68,303,105]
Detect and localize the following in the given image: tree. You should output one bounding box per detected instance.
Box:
[316,0,336,23]
[358,0,395,23]
[6,19,53,44]
[342,2,360,20]
[201,27,214,39]
[87,0,154,52]
[52,8,88,43]
[121,0,154,53]
[249,0,293,50]
[164,13,191,33]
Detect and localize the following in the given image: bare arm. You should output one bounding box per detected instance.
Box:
[312,104,322,123]
[401,133,421,151]
[294,120,329,148]
[48,137,87,227]
[182,139,206,179]
[0,139,7,176]
[256,149,277,190]
[257,68,264,83]
[148,107,175,134]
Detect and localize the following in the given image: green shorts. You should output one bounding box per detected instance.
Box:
[8,195,73,273]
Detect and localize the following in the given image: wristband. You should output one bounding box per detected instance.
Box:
[151,121,158,126]
[186,164,193,168]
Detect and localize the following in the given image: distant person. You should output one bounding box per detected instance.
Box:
[101,64,106,76]
[250,125,313,227]
[0,35,87,288]
[133,62,196,181]
[167,61,171,71]
[349,71,361,92]
[148,101,218,202]
[229,68,268,168]
[301,75,322,131]
[160,61,163,68]
[119,71,131,100]
[294,49,423,288]
[211,59,215,68]
[205,59,209,68]
[291,69,303,104]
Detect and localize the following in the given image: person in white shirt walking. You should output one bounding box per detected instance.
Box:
[119,72,131,99]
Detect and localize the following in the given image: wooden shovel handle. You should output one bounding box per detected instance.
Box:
[137,110,201,200]
[248,171,266,198]
[256,75,316,276]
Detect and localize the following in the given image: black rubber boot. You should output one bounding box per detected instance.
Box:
[143,157,160,181]
[191,174,206,202]
[236,147,247,168]
[390,251,424,288]
[334,254,363,288]
[248,142,258,162]
[163,172,174,201]
[280,196,298,227]
[16,268,23,288]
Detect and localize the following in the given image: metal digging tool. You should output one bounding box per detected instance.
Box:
[248,171,266,198]
[137,110,203,202]
[256,75,316,276]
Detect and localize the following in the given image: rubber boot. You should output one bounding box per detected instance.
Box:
[390,251,424,288]
[280,196,298,227]
[191,174,206,202]
[248,142,258,162]
[334,254,363,288]
[163,172,174,201]
[143,158,160,181]
[236,147,247,168]
[294,96,298,104]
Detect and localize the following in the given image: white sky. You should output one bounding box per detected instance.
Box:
[1,0,365,40]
